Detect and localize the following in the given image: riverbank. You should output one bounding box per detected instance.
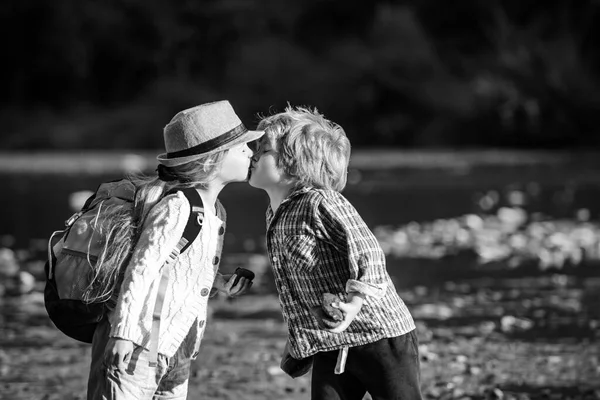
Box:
[1,273,599,400]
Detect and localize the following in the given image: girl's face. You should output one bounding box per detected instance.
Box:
[248,139,289,190]
[218,142,254,183]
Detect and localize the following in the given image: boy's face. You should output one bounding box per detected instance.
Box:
[248,138,289,190]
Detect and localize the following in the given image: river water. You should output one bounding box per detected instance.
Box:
[3,161,600,255]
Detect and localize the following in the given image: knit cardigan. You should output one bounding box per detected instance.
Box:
[109,191,226,357]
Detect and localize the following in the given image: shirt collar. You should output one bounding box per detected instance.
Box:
[286,185,311,201]
[266,186,312,226]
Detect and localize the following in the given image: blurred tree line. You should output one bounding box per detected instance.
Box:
[1,0,599,149]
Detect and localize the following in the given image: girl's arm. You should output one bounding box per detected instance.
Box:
[109,193,188,342]
[209,201,252,297]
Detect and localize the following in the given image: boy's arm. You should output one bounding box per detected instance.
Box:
[315,194,388,300]
[109,194,188,342]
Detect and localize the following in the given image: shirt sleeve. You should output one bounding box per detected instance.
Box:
[109,193,189,341]
[314,193,388,300]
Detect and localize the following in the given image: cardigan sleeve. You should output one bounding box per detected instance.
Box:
[109,193,189,341]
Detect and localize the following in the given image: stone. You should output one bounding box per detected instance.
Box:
[233,267,255,286]
[0,248,19,278]
[321,293,343,321]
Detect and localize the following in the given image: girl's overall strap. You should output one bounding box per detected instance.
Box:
[148,188,204,367]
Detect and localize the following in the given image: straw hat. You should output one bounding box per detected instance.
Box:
[157,100,264,167]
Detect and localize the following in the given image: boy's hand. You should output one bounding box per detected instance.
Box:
[105,338,134,370]
[309,306,342,329]
[326,292,366,333]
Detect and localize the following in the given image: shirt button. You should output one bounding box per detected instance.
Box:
[213,256,220,265]
[218,226,225,235]
[272,256,278,262]
[198,320,205,328]
[200,288,209,296]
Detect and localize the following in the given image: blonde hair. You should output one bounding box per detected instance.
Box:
[257,105,350,191]
[83,151,227,304]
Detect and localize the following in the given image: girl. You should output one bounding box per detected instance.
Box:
[87,100,263,400]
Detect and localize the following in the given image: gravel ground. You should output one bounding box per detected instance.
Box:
[1,275,599,400]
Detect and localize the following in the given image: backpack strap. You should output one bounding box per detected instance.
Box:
[148,188,204,367]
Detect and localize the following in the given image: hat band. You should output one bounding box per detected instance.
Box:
[166,123,248,159]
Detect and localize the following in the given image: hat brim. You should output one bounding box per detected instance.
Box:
[157,129,265,167]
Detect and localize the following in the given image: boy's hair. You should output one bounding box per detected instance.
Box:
[257,105,351,191]
[84,151,226,303]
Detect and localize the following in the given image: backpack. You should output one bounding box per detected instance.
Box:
[44,179,204,345]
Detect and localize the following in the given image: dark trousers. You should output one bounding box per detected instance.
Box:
[311,330,423,400]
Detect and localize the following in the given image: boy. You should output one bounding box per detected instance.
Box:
[248,106,423,400]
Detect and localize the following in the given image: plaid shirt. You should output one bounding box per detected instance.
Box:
[265,187,415,359]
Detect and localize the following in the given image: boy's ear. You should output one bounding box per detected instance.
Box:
[282,175,299,186]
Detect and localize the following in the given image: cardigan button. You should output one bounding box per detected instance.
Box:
[200,288,209,297]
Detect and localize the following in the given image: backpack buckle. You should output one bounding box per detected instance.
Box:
[195,212,204,226]
[65,211,83,227]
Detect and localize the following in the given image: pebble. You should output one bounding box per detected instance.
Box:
[0,248,19,278]
[19,271,36,294]
[267,365,284,376]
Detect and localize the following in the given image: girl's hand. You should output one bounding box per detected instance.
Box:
[224,273,253,297]
[105,338,134,370]
[213,273,253,297]
[327,292,366,333]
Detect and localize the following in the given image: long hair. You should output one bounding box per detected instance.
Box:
[82,151,227,304]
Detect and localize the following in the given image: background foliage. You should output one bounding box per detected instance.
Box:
[2,0,600,149]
